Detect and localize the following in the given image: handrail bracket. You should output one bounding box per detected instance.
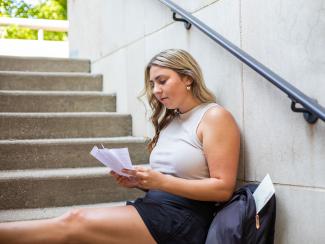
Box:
[290,98,318,124]
[172,12,191,30]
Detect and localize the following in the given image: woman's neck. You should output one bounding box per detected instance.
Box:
[177,99,202,114]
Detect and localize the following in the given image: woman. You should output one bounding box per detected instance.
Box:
[0,49,240,244]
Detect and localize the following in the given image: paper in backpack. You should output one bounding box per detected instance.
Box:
[253,174,275,213]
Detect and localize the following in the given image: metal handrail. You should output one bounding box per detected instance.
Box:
[159,0,325,124]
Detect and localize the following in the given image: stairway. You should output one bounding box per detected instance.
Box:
[0,56,148,222]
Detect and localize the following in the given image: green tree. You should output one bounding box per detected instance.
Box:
[0,0,67,41]
[0,0,32,18]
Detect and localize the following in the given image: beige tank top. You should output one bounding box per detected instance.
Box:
[150,103,220,179]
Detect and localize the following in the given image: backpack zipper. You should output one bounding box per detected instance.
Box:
[256,214,260,229]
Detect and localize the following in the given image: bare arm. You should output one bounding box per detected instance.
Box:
[123,107,240,202]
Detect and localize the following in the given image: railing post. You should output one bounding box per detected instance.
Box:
[37,29,44,41]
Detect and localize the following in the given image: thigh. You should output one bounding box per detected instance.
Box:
[64,205,156,244]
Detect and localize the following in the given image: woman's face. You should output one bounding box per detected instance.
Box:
[149,65,192,110]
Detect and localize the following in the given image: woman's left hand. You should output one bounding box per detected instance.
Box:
[122,166,166,190]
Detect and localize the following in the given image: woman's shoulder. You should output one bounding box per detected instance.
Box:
[203,103,231,119]
[201,104,239,131]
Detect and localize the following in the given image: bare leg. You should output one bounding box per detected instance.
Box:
[0,216,67,244]
[0,205,156,244]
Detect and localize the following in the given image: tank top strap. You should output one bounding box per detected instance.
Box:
[193,103,221,131]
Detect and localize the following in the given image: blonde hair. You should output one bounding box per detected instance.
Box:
[142,49,216,152]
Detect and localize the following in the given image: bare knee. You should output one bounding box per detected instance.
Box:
[61,208,86,224]
[59,208,88,244]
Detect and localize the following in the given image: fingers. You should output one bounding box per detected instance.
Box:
[110,171,125,181]
[117,176,127,185]
[134,166,148,172]
[121,168,137,176]
[110,170,128,182]
[110,171,119,180]
[124,167,150,188]
[110,169,141,188]
[120,167,158,190]
[110,170,134,179]
[113,168,151,185]
[122,167,148,176]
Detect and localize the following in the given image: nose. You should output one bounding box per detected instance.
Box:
[153,83,162,95]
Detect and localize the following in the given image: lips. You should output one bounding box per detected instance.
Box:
[159,97,168,102]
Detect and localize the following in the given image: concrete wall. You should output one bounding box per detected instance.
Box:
[68,0,325,243]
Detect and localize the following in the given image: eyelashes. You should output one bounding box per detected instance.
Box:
[148,80,167,89]
[159,80,166,85]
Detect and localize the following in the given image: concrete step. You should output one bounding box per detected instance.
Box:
[0,167,145,210]
[0,71,102,91]
[0,137,149,170]
[0,56,90,73]
[0,112,132,139]
[0,201,126,222]
[0,91,116,112]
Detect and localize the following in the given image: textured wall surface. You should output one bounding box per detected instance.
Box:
[68,0,325,242]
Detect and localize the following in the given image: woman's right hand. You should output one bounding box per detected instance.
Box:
[110,170,140,188]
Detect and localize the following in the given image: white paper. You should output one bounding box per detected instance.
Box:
[253,174,275,213]
[90,146,133,177]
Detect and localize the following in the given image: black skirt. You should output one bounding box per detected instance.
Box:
[126,190,217,244]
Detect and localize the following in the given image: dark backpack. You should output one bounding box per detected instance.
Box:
[205,184,276,244]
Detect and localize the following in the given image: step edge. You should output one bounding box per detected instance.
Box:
[0,164,150,180]
[0,71,101,77]
[0,91,116,96]
[0,55,90,62]
[0,112,131,117]
[0,136,149,144]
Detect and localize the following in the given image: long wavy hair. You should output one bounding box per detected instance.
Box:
[142,49,216,152]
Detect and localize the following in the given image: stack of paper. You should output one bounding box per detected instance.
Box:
[90,145,133,177]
